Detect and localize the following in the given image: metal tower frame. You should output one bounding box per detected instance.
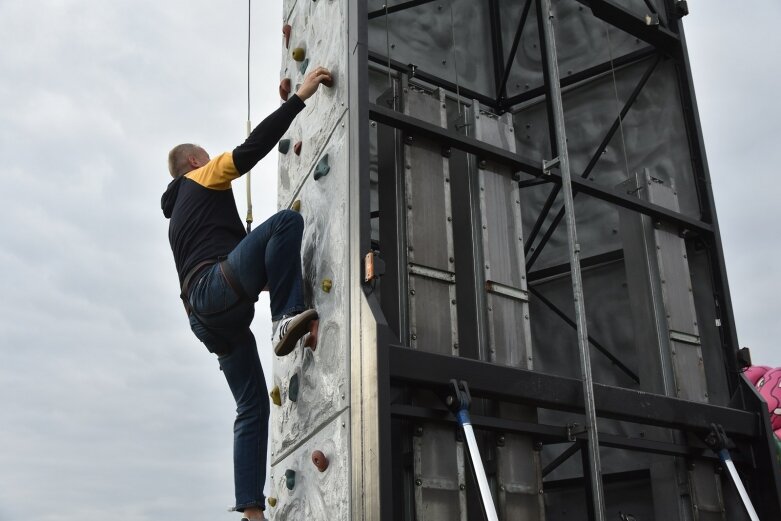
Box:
[345,1,781,520]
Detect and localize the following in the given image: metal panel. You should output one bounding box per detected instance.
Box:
[268,410,351,520]
[368,0,495,98]
[619,170,724,520]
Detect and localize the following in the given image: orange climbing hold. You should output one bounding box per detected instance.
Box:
[311,450,329,472]
[294,141,302,156]
[282,24,292,49]
[279,78,291,101]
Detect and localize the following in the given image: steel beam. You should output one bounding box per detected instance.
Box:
[574,0,679,54]
[367,0,440,20]
[368,51,498,109]
[388,346,758,438]
[370,103,713,235]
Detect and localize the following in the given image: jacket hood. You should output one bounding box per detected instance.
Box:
[161,176,184,218]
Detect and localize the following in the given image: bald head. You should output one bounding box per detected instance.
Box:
[168,144,210,178]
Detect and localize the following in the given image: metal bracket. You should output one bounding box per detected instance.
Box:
[445,379,472,413]
[567,422,587,442]
[704,423,734,452]
[542,156,560,175]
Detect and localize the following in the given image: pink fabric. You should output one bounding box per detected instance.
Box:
[775,427,781,440]
[755,368,781,432]
[744,365,772,385]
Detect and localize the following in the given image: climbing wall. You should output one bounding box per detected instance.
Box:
[270,0,350,518]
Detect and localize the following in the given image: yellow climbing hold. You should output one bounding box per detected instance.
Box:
[270,385,282,406]
[268,497,278,508]
[291,199,301,212]
[291,47,306,62]
[322,279,333,293]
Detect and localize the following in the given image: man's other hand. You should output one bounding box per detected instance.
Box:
[296,67,332,101]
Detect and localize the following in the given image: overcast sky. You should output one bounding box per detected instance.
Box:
[0,2,778,521]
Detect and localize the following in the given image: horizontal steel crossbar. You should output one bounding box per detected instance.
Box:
[388,345,757,438]
[370,104,714,234]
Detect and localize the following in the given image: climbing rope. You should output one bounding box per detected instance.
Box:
[604,23,632,181]
[245,0,254,233]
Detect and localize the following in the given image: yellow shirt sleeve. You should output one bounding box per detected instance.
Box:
[184,152,239,190]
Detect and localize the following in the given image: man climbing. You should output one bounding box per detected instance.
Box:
[161,66,332,521]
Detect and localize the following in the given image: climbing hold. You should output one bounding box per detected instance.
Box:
[268,497,278,508]
[291,199,301,212]
[278,139,291,154]
[304,319,319,351]
[294,141,303,156]
[292,47,306,62]
[314,154,331,181]
[311,450,329,472]
[285,469,296,490]
[270,385,282,406]
[321,279,333,293]
[282,24,292,49]
[299,57,310,75]
[279,78,291,101]
[288,373,300,402]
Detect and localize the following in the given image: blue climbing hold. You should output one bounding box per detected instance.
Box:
[289,373,300,402]
[314,154,331,181]
[285,469,296,490]
[278,139,291,154]
[299,57,310,75]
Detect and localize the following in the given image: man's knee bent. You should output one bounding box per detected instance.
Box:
[277,209,303,231]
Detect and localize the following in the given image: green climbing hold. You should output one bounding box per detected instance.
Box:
[299,57,310,75]
[268,497,278,507]
[314,154,331,181]
[291,47,306,62]
[270,385,282,406]
[278,139,291,154]
[289,373,300,402]
[291,199,301,212]
[321,278,333,293]
[285,469,296,490]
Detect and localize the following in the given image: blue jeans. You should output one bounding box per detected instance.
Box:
[187,209,305,512]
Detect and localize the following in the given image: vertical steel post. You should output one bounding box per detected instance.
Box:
[538,0,606,519]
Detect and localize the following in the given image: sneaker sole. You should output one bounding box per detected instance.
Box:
[274,309,319,357]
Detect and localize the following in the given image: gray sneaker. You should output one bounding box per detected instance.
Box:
[272,309,319,357]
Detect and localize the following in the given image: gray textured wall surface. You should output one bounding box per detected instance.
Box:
[271,0,351,518]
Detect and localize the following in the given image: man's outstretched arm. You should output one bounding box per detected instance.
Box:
[233,67,332,175]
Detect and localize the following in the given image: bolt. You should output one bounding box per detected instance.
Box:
[411,334,417,340]
[453,343,459,349]
[415,479,422,486]
[459,484,466,490]
[410,289,415,295]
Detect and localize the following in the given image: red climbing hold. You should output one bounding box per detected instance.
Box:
[294,141,302,156]
[279,78,291,101]
[283,24,292,49]
[304,319,319,351]
[311,450,329,472]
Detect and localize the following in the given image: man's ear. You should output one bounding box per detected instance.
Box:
[187,155,200,168]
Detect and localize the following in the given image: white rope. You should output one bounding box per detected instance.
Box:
[245,0,254,233]
[604,23,631,180]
